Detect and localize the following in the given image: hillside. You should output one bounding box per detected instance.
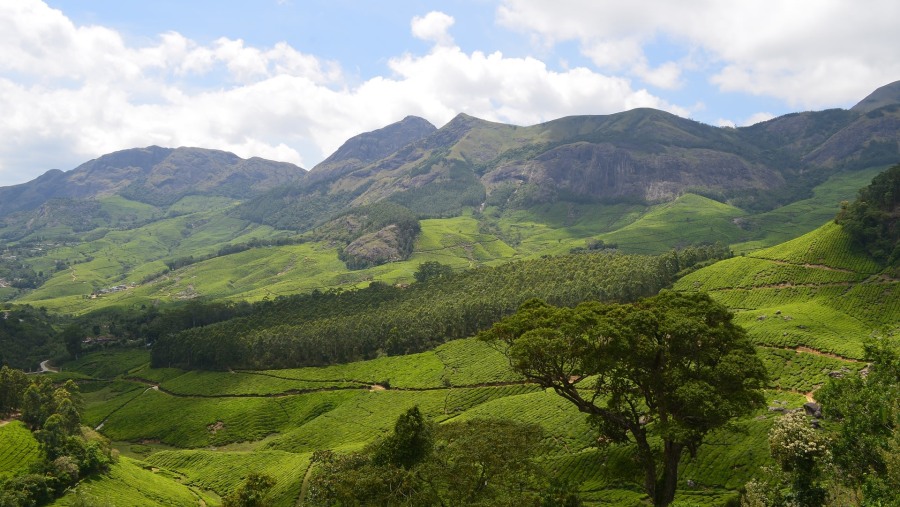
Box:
[45,337,807,506]
[1,82,899,311]
[240,89,900,230]
[0,177,893,506]
[33,205,894,506]
[851,80,900,113]
[675,221,898,361]
[0,146,305,218]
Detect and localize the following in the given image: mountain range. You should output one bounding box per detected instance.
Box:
[0,80,898,310]
[4,81,900,221]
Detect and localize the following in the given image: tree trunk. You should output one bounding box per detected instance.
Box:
[654,440,684,507]
[632,428,659,505]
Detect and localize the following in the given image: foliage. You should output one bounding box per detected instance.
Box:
[479,291,768,507]
[371,406,432,469]
[322,201,422,269]
[307,415,563,507]
[420,418,551,506]
[0,256,47,290]
[153,247,729,370]
[0,367,28,418]
[816,337,900,504]
[0,376,114,507]
[388,160,486,218]
[0,306,62,371]
[223,472,276,507]
[413,260,454,283]
[837,163,900,266]
[767,411,831,506]
[234,183,359,232]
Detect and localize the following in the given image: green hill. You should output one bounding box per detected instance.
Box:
[52,335,812,506]
[676,221,898,360]
[4,83,900,312]
[49,456,214,507]
[25,209,896,506]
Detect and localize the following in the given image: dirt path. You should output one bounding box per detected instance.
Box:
[756,345,864,363]
[795,346,865,363]
[123,375,535,399]
[296,462,316,507]
[750,257,859,274]
[0,420,9,427]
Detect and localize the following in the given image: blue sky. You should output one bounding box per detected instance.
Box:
[1,0,898,186]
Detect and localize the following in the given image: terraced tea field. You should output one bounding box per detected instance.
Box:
[0,421,41,481]
[51,331,825,507]
[677,222,898,363]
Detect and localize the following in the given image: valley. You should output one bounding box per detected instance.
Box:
[0,83,899,506]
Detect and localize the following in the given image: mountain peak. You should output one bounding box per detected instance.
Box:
[314,116,436,170]
[851,80,900,113]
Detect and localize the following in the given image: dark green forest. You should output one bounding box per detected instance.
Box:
[152,244,730,370]
[838,163,900,267]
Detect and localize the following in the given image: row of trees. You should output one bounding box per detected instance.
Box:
[152,246,731,370]
[0,368,116,507]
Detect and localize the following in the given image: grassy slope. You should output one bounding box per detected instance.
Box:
[676,221,898,360]
[0,420,41,481]
[11,193,739,313]
[594,194,747,254]
[49,456,214,507]
[731,166,887,253]
[61,334,821,506]
[10,162,884,313]
[18,195,288,312]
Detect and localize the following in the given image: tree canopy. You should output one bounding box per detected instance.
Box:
[837,163,900,266]
[479,291,768,507]
[816,337,900,504]
[307,407,571,506]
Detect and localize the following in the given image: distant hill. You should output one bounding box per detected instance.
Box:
[851,79,900,113]
[0,146,305,216]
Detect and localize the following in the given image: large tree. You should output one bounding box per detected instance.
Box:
[0,366,28,417]
[479,291,767,507]
[817,337,900,504]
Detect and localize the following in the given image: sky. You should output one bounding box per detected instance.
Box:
[1,0,898,187]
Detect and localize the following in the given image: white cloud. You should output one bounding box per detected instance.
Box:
[411,11,456,47]
[497,0,900,107]
[634,61,683,90]
[741,112,775,127]
[0,0,683,186]
[716,119,736,128]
